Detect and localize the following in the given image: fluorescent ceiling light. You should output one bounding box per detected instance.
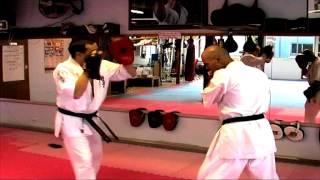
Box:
[131,18,158,21]
[309,10,320,13]
[131,9,144,14]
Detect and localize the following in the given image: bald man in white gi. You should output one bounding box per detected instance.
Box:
[197,45,278,179]
[53,39,136,179]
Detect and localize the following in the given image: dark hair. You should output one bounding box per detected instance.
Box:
[302,49,317,63]
[68,38,96,58]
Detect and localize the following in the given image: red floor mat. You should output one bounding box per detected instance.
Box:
[0,137,184,180]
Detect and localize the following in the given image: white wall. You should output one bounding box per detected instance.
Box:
[1,100,320,161]
[265,59,302,80]
[28,39,71,103]
[16,0,307,34]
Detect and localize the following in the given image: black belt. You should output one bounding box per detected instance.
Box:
[57,107,119,142]
[222,114,264,125]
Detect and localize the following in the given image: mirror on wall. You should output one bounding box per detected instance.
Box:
[18,33,319,126]
[128,34,320,125]
[265,35,320,125]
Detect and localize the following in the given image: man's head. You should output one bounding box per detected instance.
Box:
[68,39,99,66]
[201,45,233,73]
[302,49,317,63]
[260,45,274,63]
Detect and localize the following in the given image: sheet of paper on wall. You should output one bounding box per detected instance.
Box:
[2,45,25,82]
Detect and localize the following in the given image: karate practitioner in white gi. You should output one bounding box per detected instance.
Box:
[197,45,279,180]
[241,45,273,71]
[53,38,136,179]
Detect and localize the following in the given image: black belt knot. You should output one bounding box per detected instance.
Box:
[57,107,118,142]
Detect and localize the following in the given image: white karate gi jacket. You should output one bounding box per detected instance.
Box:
[52,56,132,138]
[202,60,276,159]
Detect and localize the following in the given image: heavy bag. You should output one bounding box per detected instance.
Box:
[205,36,213,48]
[211,0,249,26]
[203,36,211,89]
[224,33,238,53]
[163,111,180,131]
[210,0,229,26]
[284,123,304,142]
[148,110,164,128]
[247,0,265,25]
[109,36,134,65]
[270,123,284,140]
[129,108,147,127]
[227,2,250,26]
[218,36,224,48]
[185,38,195,81]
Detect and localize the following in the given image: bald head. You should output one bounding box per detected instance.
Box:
[201,45,233,73]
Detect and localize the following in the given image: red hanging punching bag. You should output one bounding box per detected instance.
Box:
[109,36,134,65]
[185,38,195,81]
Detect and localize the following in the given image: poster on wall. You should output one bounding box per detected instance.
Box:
[44,39,65,70]
[2,45,25,82]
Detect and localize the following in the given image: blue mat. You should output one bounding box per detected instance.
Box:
[124,79,308,108]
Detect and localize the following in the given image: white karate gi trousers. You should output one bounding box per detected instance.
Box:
[63,129,103,180]
[197,153,279,180]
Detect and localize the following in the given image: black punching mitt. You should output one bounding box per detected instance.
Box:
[302,49,317,62]
[85,54,102,80]
[148,110,164,128]
[261,45,274,59]
[295,54,309,70]
[304,81,320,102]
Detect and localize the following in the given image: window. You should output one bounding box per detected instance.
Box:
[291,43,313,55]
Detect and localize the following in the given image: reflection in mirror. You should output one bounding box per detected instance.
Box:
[126,35,320,126]
[265,36,320,125]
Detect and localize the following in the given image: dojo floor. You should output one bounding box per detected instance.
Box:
[1,127,319,179]
[104,78,320,125]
